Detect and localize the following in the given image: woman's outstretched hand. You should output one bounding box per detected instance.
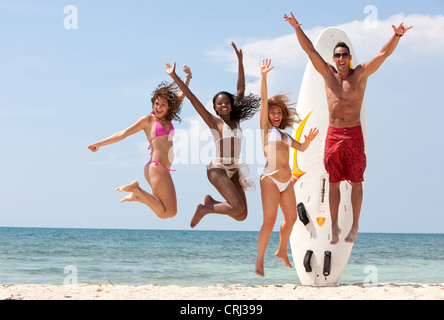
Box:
[88,143,99,152]
[259,59,274,76]
[164,62,176,76]
[304,128,319,142]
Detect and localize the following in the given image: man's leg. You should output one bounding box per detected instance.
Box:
[345,182,363,243]
[329,182,341,245]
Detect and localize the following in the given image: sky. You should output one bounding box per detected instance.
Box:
[1,0,443,233]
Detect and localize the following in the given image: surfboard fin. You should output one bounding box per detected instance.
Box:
[303,250,313,272]
[297,203,310,225]
[323,251,331,277]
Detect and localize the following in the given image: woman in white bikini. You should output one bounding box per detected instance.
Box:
[165,43,260,228]
[88,66,192,219]
[255,59,318,277]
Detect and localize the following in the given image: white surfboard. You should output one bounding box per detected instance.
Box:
[289,27,367,286]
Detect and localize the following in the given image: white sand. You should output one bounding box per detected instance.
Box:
[1,283,443,300]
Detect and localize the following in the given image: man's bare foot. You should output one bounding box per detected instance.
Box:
[190,204,207,228]
[275,251,293,269]
[345,226,359,243]
[330,225,342,245]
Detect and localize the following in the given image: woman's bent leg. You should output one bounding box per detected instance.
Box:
[190,169,246,228]
[116,163,177,219]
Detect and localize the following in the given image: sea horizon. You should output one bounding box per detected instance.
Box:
[2,225,442,235]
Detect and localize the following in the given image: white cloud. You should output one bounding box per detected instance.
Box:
[206,27,324,76]
[207,13,444,78]
[337,13,444,60]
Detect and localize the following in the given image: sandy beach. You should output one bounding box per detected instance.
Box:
[1,283,443,300]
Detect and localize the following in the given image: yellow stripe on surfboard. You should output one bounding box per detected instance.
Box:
[292,111,312,181]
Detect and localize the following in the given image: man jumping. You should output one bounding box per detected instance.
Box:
[284,12,412,244]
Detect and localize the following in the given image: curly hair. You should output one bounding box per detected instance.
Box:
[212,91,261,123]
[150,81,182,122]
[268,94,301,130]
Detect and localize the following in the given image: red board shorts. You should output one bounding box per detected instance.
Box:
[324,126,366,183]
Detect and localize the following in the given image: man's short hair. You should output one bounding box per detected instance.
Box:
[334,42,350,54]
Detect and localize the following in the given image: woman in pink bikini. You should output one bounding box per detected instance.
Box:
[87,66,192,219]
[165,43,260,228]
[255,59,319,277]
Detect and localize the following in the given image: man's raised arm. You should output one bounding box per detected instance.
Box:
[284,12,329,78]
[361,22,413,77]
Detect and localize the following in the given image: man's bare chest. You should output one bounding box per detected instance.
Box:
[327,73,365,100]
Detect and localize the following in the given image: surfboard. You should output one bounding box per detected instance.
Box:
[289,27,367,286]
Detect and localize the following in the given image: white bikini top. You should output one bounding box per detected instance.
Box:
[216,122,243,142]
[215,122,243,159]
[267,126,292,146]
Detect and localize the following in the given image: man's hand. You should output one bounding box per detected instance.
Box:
[392,22,413,36]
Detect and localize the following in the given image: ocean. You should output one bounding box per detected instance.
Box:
[0,227,443,286]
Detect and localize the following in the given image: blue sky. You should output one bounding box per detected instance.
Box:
[1,0,443,233]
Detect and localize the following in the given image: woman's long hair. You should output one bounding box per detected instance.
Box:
[268,94,301,129]
[151,81,182,122]
[212,91,261,123]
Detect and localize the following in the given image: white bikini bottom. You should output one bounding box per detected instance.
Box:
[261,170,292,192]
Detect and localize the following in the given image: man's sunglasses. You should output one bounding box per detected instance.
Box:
[333,52,350,58]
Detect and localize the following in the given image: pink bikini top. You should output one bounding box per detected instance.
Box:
[148,117,174,153]
[154,119,174,138]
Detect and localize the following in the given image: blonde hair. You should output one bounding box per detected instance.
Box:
[268,94,301,129]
